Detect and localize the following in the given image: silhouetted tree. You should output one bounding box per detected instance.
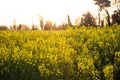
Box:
[31,24,39,30]
[101,20,104,27]
[112,11,120,24]
[105,9,111,26]
[94,0,111,26]
[0,25,8,30]
[67,15,72,27]
[31,25,38,30]
[17,24,22,30]
[61,22,68,30]
[44,20,53,30]
[94,1,111,79]
[80,12,96,27]
[111,0,120,25]
[17,24,30,30]
[52,23,58,30]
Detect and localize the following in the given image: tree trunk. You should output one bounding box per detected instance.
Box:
[40,19,44,30]
[98,12,101,26]
[101,20,104,27]
[105,10,111,26]
[67,15,72,27]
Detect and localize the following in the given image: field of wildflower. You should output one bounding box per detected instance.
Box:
[0,25,120,80]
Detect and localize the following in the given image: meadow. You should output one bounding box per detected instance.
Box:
[0,25,120,80]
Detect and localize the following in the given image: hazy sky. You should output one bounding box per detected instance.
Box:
[0,0,107,27]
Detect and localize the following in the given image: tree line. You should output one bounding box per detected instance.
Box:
[0,0,120,30]
[31,0,120,30]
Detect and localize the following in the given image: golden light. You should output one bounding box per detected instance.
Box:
[0,0,98,28]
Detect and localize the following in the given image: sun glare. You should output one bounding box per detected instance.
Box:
[0,0,98,28]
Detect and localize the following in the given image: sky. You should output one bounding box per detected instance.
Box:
[0,0,106,27]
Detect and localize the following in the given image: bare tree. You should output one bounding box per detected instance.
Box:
[67,15,72,27]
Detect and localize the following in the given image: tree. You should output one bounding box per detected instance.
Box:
[112,11,120,24]
[67,15,72,27]
[94,0,111,26]
[31,25,39,30]
[13,17,16,30]
[17,24,22,30]
[94,1,111,79]
[0,25,8,30]
[17,24,30,30]
[44,20,53,30]
[60,22,68,30]
[111,0,120,25]
[80,12,96,27]
[105,10,111,26]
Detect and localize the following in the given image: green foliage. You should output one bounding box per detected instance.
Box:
[80,11,96,27]
[0,25,120,80]
[94,0,111,9]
